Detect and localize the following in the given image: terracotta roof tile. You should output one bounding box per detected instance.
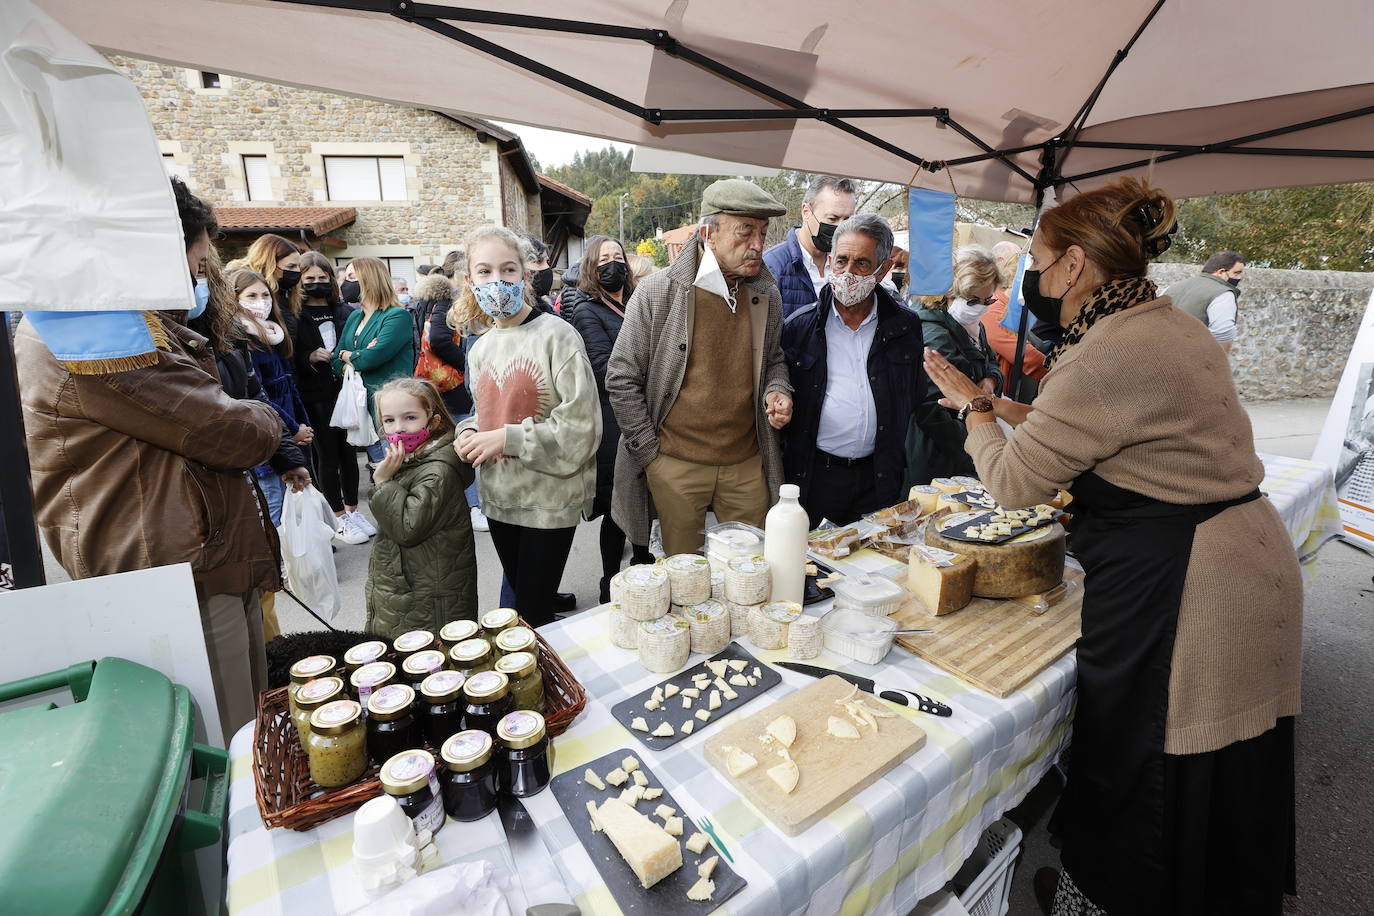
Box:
[214,206,357,236]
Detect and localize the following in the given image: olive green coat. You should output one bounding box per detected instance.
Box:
[364,431,478,638]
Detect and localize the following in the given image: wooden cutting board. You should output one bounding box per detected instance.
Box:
[890,566,1085,698]
[703,675,925,837]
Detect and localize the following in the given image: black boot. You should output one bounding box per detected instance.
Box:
[599,576,612,605]
[553,592,576,613]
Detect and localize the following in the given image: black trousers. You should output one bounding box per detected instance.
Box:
[802,451,882,528]
[487,519,577,629]
[303,395,359,513]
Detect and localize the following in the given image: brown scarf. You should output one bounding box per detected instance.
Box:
[1044,276,1158,369]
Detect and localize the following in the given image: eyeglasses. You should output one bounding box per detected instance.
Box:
[963,295,995,306]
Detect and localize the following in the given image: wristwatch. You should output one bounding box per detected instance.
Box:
[957,395,995,422]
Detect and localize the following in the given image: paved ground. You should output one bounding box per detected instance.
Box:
[35,397,1374,914]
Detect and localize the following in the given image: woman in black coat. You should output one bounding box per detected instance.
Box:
[570,236,654,602]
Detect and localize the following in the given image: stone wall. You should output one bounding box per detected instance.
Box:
[113,56,538,266]
[1148,262,1374,401]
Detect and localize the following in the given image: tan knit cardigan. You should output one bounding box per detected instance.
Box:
[967,297,1302,754]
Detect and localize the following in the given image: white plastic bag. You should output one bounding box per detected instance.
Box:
[330,365,377,447]
[277,485,341,620]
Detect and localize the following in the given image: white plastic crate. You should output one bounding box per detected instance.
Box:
[953,817,1023,916]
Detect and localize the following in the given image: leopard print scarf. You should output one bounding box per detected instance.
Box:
[1044,275,1158,369]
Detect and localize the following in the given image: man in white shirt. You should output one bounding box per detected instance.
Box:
[1163,250,1245,352]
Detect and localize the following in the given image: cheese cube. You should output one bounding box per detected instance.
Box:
[663,683,679,698]
[682,696,693,709]
[663,816,684,836]
[622,755,640,773]
[708,690,722,711]
[584,769,606,790]
[654,804,677,820]
[643,787,663,800]
[606,767,629,786]
[596,798,683,889]
[907,545,977,616]
[685,832,710,855]
[633,769,648,787]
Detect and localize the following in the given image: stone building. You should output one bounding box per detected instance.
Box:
[113,57,590,283]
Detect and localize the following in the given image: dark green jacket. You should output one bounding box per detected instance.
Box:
[904,307,1004,490]
[330,307,417,407]
[365,430,477,638]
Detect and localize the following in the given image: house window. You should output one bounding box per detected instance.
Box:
[334,257,416,289]
[242,155,272,201]
[323,156,407,202]
[200,71,221,89]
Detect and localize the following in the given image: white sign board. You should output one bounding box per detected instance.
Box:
[1313,285,1374,553]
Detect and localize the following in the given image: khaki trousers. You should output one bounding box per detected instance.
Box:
[198,590,268,736]
[646,452,769,557]
[260,590,281,642]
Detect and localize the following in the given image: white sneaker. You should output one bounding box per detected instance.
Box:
[349,510,378,537]
[335,514,369,545]
[470,507,489,532]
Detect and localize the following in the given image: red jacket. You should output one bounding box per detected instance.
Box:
[981,291,1047,389]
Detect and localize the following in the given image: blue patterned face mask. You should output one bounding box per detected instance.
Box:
[474,279,525,319]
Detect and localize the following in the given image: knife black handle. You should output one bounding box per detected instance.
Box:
[880,689,953,717]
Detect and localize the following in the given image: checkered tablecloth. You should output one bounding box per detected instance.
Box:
[223,453,1336,916]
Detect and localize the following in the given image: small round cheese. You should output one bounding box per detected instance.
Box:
[724,555,771,606]
[665,554,712,606]
[729,602,760,638]
[786,613,822,659]
[710,570,726,602]
[749,601,801,651]
[637,614,691,673]
[619,564,671,621]
[685,599,731,655]
[607,603,640,649]
[609,571,626,606]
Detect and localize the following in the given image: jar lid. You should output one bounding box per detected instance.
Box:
[463,670,510,702]
[309,699,361,734]
[665,553,709,571]
[761,601,803,624]
[295,676,344,709]
[393,630,436,655]
[350,661,396,691]
[450,637,493,665]
[441,729,493,771]
[402,649,447,678]
[480,608,519,631]
[289,655,336,683]
[366,683,416,720]
[729,554,768,574]
[343,641,388,667]
[686,600,726,622]
[622,564,667,587]
[495,651,537,680]
[494,627,536,654]
[420,669,466,702]
[380,749,435,795]
[439,619,480,645]
[496,710,547,750]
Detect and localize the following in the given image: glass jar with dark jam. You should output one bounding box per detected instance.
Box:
[392,630,438,666]
[493,626,537,661]
[418,670,467,749]
[380,749,446,837]
[494,651,544,714]
[496,710,551,797]
[462,671,512,737]
[342,640,388,676]
[287,655,336,719]
[365,683,421,765]
[480,607,520,642]
[440,730,498,821]
[439,619,481,653]
[292,676,344,750]
[349,661,396,711]
[401,649,448,691]
[449,638,495,678]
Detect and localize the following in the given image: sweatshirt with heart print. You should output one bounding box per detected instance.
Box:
[457,310,602,529]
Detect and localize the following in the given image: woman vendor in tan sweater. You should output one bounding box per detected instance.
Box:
[924,178,1301,916]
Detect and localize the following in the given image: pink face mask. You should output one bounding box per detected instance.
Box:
[385,428,432,453]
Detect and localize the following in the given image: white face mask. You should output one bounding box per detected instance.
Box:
[948,297,990,326]
[240,298,273,322]
[830,270,880,308]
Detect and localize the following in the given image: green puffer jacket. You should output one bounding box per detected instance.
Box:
[365,430,478,638]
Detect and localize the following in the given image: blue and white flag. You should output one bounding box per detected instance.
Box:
[906,187,956,296]
[1000,253,1030,333]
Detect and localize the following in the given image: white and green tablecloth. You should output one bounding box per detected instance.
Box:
[223,452,1336,916]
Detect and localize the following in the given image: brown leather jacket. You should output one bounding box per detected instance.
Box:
[17,313,284,600]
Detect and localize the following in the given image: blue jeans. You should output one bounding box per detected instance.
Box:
[452,413,481,508]
[258,473,286,528]
[365,440,387,463]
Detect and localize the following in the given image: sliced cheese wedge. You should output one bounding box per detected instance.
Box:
[651,721,675,738]
[727,659,748,672]
[728,674,749,687]
[630,717,649,732]
[633,769,648,787]
[708,690,722,711]
[767,759,800,794]
[827,715,860,739]
[766,715,797,748]
[596,798,682,889]
[680,720,695,735]
[695,709,710,722]
[726,746,758,777]
[606,767,628,786]
[686,877,715,901]
[643,787,663,800]
[584,768,606,790]
[622,755,640,773]
[698,855,719,879]
[706,660,728,678]
[663,683,680,699]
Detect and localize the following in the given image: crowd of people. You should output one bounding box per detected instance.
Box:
[13,167,1292,915]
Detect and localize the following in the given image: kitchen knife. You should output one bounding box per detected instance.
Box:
[777,661,953,717]
[497,795,581,916]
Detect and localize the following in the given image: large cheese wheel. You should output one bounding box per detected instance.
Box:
[907,545,977,615]
[925,514,1065,598]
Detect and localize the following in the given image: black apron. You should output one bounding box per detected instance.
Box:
[1056,471,1260,915]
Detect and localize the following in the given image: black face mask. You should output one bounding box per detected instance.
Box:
[302,281,333,300]
[1021,259,1067,327]
[278,269,300,291]
[892,271,907,291]
[597,260,628,293]
[1228,277,1241,289]
[809,217,838,254]
[340,279,361,302]
[531,266,554,298]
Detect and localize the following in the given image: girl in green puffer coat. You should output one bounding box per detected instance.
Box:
[365,378,478,638]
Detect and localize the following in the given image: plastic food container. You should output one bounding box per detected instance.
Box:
[819,608,898,665]
[829,573,910,616]
[703,522,764,561]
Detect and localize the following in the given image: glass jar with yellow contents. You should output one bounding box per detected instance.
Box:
[292,676,344,750]
[438,619,480,653]
[287,655,336,719]
[493,626,537,661]
[448,638,494,677]
[480,608,520,642]
[494,651,544,714]
[307,699,368,788]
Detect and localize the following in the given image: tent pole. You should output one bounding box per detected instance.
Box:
[0,317,45,588]
[1007,146,1058,401]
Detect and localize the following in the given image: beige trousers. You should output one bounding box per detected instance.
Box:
[646,452,769,557]
[198,590,268,736]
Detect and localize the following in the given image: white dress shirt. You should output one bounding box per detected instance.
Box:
[816,301,879,458]
[801,241,828,302]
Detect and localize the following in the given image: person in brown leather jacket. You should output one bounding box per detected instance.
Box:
[14,183,284,735]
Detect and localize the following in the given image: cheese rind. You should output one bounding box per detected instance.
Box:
[926,519,1065,598]
[596,798,683,889]
[907,545,977,616]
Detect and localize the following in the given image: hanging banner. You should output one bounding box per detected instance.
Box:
[906,187,955,296]
[1000,253,1030,333]
[1312,286,1374,554]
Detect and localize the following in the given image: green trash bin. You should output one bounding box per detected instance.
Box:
[0,656,230,915]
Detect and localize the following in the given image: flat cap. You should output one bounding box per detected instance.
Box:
[700,178,787,219]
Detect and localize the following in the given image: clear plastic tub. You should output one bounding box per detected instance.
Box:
[703,522,764,561]
[819,608,898,665]
[829,573,910,616]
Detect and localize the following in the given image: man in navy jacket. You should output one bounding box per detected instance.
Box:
[763,175,858,318]
[780,213,926,526]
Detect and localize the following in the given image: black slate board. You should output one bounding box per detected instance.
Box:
[803,557,838,606]
[551,748,744,914]
[610,644,780,750]
[937,507,1064,545]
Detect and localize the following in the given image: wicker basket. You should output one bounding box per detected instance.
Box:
[253,618,587,831]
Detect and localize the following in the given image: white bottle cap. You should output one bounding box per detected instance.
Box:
[779,484,800,499]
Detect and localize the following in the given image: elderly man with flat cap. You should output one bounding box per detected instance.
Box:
[607,179,794,557]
